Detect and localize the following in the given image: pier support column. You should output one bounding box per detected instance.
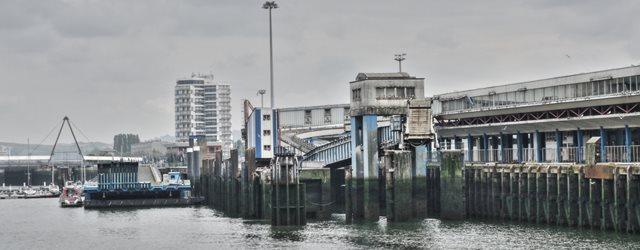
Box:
[440,150,466,220]
[385,150,413,222]
[577,166,589,227]
[602,178,614,230]
[600,127,607,163]
[350,115,380,221]
[613,167,627,231]
[589,178,602,229]
[411,145,428,218]
[627,168,639,233]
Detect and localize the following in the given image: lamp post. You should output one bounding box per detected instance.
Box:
[257,89,266,109]
[263,1,278,109]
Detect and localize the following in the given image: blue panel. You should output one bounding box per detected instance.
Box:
[517,131,523,163]
[625,125,632,162]
[272,109,279,147]
[362,115,378,179]
[350,116,358,171]
[600,127,607,163]
[555,130,562,163]
[577,128,583,163]
[255,109,261,159]
[467,133,473,162]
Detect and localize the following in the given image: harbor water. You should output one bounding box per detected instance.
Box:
[1,198,640,249]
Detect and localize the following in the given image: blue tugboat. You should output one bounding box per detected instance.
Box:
[83,161,203,208]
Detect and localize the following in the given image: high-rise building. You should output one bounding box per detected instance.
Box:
[174,74,232,157]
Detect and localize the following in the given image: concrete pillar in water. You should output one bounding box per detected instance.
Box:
[589,178,602,229]
[613,167,627,231]
[412,145,428,218]
[577,166,589,227]
[602,178,614,230]
[546,168,557,224]
[567,168,579,227]
[350,115,380,221]
[439,150,466,220]
[627,167,639,233]
[384,150,413,222]
[536,169,546,224]
[557,169,567,226]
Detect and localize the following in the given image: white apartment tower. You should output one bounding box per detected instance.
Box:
[175,74,232,156]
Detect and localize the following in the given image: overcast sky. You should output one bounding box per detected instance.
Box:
[1,0,638,144]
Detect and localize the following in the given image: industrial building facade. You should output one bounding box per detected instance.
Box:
[432,65,640,164]
[174,74,232,156]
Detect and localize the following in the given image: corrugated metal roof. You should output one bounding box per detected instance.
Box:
[355,72,412,81]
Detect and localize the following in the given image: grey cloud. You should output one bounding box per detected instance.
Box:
[1,0,639,143]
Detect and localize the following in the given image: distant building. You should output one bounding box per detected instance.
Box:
[174,73,232,157]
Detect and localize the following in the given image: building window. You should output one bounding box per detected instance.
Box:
[304,110,312,125]
[263,114,271,121]
[352,88,361,101]
[264,145,271,151]
[324,109,332,124]
[263,130,271,136]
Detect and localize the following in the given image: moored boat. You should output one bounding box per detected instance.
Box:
[59,182,83,207]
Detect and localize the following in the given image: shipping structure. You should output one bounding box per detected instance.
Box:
[83,161,203,208]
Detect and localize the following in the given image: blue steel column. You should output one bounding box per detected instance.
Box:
[426,142,432,163]
[482,133,489,162]
[349,116,363,220]
[600,127,607,163]
[467,133,473,162]
[517,131,523,163]
[499,132,505,163]
[577,128,583,163]
[625,125,632,162]
[555,129,562,163]
[361,115,379,220]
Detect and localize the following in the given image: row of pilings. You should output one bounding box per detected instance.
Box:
[464,162,640,233]
[200,149,308,226]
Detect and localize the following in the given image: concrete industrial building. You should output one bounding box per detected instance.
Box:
[432,65,640,164]
[174,74,232,157]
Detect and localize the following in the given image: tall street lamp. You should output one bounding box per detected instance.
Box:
[394,53,406,72]
[263,1,278,109]
[257,89,266,109]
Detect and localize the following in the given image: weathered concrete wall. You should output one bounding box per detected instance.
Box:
[300,167,332,220]
[384,150,413,222]
[440,150,466,220]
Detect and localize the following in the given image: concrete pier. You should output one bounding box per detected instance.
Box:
[457,163,640,233]
[439,151,466,220]
[384,150,413,222]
